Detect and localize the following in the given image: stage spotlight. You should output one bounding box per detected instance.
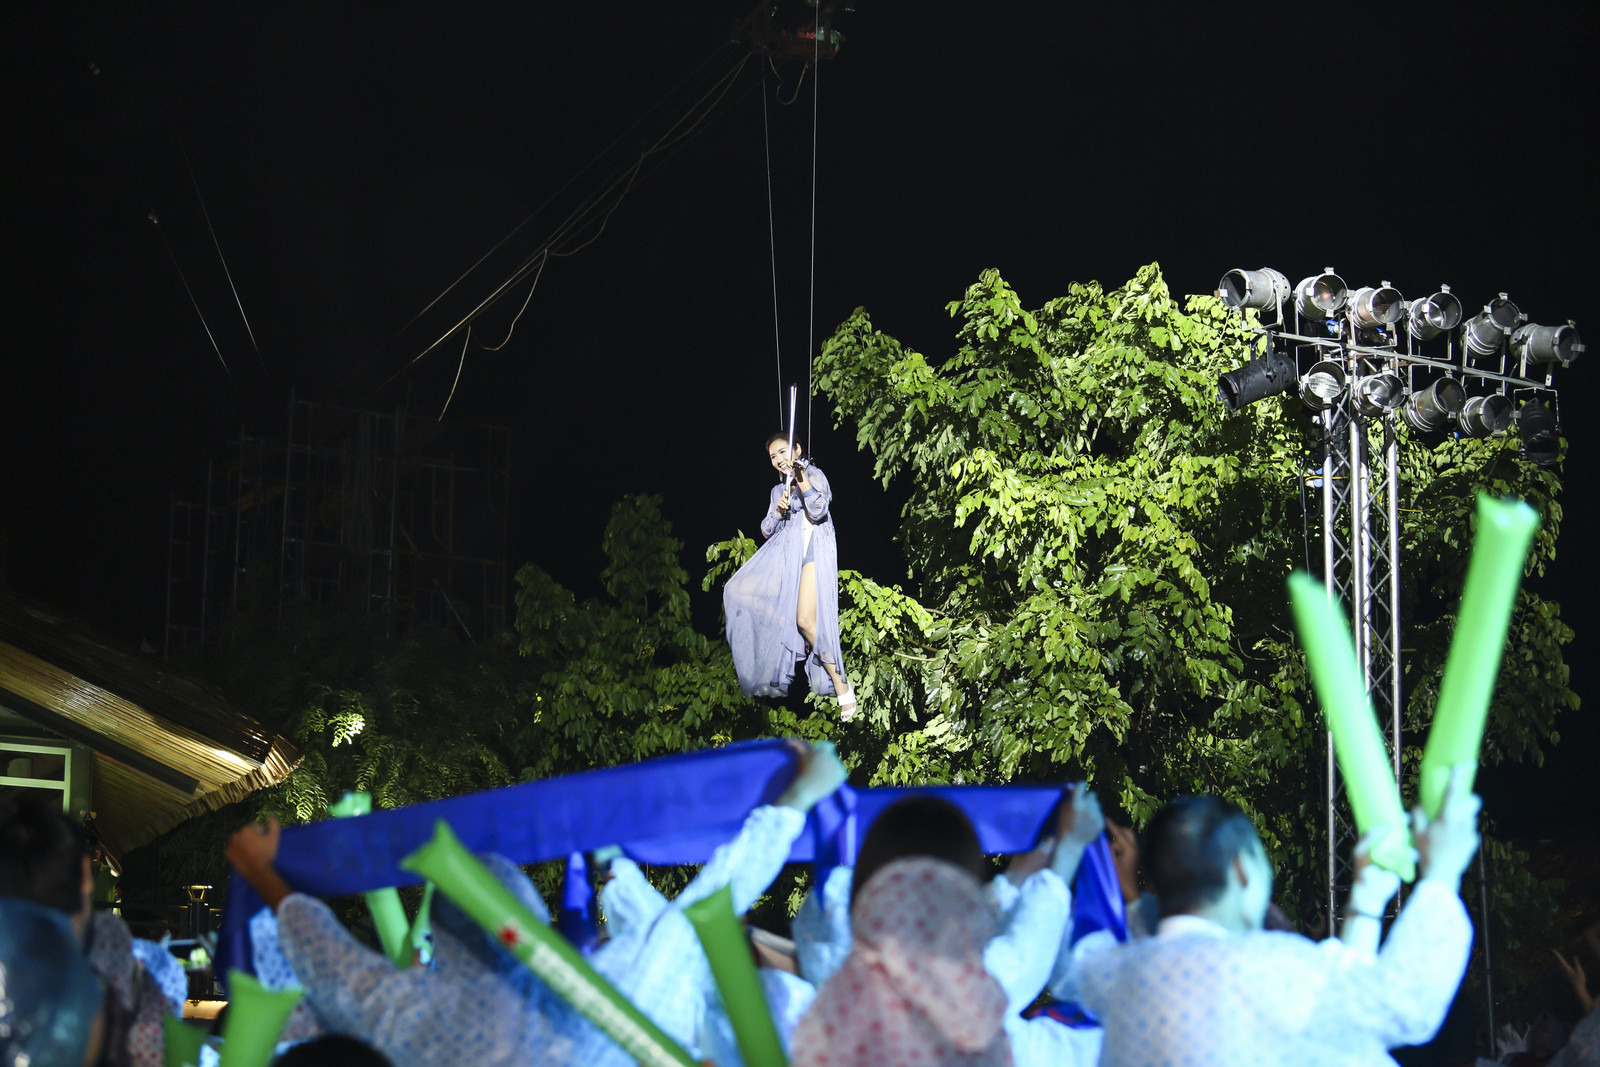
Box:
[1348,283,1405,329]
[1295,270,1347,321]
[1402,377,1466,432]
[1462,295,1521,357]
[1218,347,1297,413]
[1517,399,1560,467]
[1406,287,1463,340]
[1298,359,1347,411]
[1458,394,1513,437]
[1353,372,1406,417]
[1219,268,1290,311]
[1511,321,1583,366]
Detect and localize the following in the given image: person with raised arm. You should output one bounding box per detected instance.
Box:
[1077,765,1483,1066]
[225,739,849,1067]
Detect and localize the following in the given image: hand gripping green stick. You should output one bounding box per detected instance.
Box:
[401,819,698,1067]
[684,884,788,1067]
[1419,493,1541,819]
[409,881,436,964]
[329,791,414,967]
[162,1014,210,1067]
[1288,572,1415,881]
[218,970,303,1067]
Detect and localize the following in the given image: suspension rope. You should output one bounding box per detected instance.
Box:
[477,252,547,352]
[179,138,263,370]
[806,20,821,447]
[321,41,745,405]
[438,325,472,420]
[148,210,236,390]
[762,75,784,427]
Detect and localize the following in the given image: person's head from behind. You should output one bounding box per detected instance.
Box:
[851,794,987,911]
[0,796,93,938]
[0,897,105,1067]
[1143,795,1272,932]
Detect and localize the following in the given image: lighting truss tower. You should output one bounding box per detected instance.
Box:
[1215,266,1577,931]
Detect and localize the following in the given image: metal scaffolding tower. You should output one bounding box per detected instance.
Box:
[164,396,511,653]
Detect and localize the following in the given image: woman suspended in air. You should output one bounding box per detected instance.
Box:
[724,431,857,721]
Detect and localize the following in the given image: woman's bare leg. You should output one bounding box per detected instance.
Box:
[798,561,851,695]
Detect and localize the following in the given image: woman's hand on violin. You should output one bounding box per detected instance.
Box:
[776,487,792,514]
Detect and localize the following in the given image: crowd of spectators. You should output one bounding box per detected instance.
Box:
[3,743,1596,1066]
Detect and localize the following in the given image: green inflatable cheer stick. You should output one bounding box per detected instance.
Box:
[218,970,302,1067]
[684,885,787,1067]
[329,791,413,967]
[1419,494,1541,818]
[401,820,697,1067]
[1288,572,1415,881]
[162,1014,210,1067]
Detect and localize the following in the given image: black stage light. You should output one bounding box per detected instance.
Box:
[1462,295,1521,357]
[1348,284,1405,330]
[1353,372,1406,417]
[1406,287,1463,340]
[1219,268,1290,311]
[1517,400,1561,467]
[1298,359,1347,411]
[1295,270,1348,321]
[1458,394,1513,437]
[1218,347,1297,413]
[1511,321,1583,366]
[1402,377,1466,432]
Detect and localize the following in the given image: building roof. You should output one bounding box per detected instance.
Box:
[0,593,302,854]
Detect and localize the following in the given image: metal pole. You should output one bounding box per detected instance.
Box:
[1386,425,1403,781]
[1322,407,1340,929]
[1350,410,1371,694]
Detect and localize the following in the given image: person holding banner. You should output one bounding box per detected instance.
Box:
[223,739,848,1067]
[724,431,857,719]
[792,788,1108,1067]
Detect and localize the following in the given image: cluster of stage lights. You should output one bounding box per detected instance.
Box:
[1214,268,1581,468]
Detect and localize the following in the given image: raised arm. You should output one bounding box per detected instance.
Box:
[797,465,831,523]
[1318,765,1479,1049]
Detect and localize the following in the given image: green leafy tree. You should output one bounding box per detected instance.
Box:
[758,262,1580,933]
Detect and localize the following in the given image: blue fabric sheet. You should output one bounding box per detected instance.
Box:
[216,740,1121,990]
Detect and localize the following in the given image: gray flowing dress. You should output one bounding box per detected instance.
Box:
[724,464,844,698]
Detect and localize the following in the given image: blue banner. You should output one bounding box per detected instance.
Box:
[217,740,1122,984]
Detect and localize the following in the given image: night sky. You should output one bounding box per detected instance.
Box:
[2,3,1595,833]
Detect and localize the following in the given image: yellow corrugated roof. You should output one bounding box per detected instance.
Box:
[0,593,302,854]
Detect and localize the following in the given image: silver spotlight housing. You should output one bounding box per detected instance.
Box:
[1406,286,1463,340]
[1353,372,1406,417]
[1218,268,1291,312]
[1348,283,1405,329]
[1294,269,1348,321]
[1298,359,1347,411]
[1511,321,1583,366]
[1517,399,1561,467]
[1401,377,1466,432]
[1462,294,1521,357]
[1458,394,1513,437]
